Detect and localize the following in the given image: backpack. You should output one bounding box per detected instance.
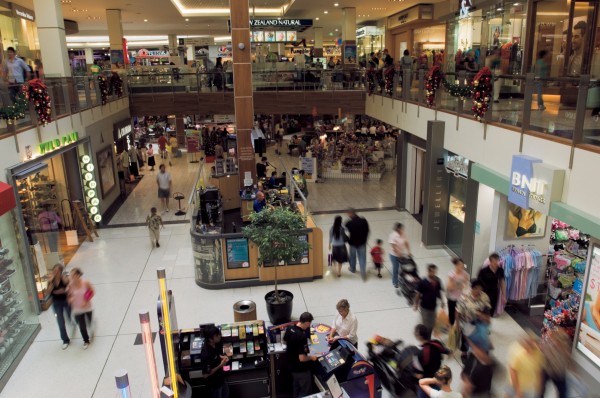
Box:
[418,340,449,377]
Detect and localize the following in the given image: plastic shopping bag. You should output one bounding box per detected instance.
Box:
[447,323,461,351]
[433,309,450,337]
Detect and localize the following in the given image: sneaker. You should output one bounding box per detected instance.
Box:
[62,343,69,350]
[378,274,382,278]
[539,105,546,111]
[156,242,160,248]
[83,342,89,350]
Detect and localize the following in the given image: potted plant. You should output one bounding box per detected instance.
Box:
[243,207,309,324]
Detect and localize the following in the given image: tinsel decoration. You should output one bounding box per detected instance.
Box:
[28,79,52,126]
[0,85,28,123]
[366,69,376,96]
[471,67,493,122]
[441,77,473,99]
[425,65,442,107]
[98,74,108,105]
[384,66,395,96]
[109,72,123,98]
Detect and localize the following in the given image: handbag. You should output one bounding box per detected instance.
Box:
[433,309,450,337]
[327,251,332,267]
[447,323,461,351]
[84,287,94,301]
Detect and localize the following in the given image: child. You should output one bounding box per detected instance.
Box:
[146,207,163,248]
[370,239,384,278]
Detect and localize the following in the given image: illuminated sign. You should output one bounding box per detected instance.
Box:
[38,131,79,155]
[250,19,312,28]
[11,5,35,21]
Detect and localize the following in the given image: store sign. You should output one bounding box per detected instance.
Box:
[38,132,80,155]
[209,45,232,58]
[137,49,170,57]
[388,5,424,28]
[11,4,35,21]
[508,155,565,214]
[249,19,312,28]
[356,26,379,38]
[445,154,469,178]
[459,0,473,18]
[117,124,132,139]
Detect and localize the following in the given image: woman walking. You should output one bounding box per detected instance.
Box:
[48,264,71,349]
[147,143,156,171]
[329,215,349,277]
[67,268,94,349]
[447,258,470,326]
[389,223,411,289]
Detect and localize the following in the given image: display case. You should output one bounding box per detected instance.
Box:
[0,200,40,384]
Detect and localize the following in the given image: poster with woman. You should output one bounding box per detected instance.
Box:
[505,203,546,239]
[97,146,116,198]
[578,246,600,366]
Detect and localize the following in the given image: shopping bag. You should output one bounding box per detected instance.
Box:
[327,251,332,267]
[433,309,450,337]
[447,323,461,351]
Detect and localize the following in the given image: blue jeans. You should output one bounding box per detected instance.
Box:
[349,244,367,279]
[390,254,400,287]
[535,81,544,107]
[52,298,71,344]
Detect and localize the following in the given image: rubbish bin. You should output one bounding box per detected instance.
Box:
[233,300,257,322]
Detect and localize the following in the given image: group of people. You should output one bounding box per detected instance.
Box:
[2,46,44,102]
[48,264,95,350]
[329,209,370,280]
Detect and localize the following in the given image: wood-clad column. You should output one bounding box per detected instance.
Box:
[230,0,255,188]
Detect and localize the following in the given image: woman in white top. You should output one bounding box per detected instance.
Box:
[419,365,463,398]
[446,258,470,326]
[327,299,358,347]
[67,268,95,349]
[389,223,411,288]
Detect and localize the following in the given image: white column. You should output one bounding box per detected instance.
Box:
[186,45,194,64]
[342,7,356,42]
[168,34,178,54]
[84,47,94,65]
[106,9,124,50]
[32,0,71,77]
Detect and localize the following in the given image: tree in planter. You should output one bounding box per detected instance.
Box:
[243,207,309,305]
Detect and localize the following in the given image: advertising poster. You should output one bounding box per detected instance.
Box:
[110,50,124,65]
[264,31,275,42]
[226,238,250,269]
[288,235,309,265]
[276,31,286,42]
[578,246,600,367]
[286,31,297,42]
[96,146,116,198]
[186,136,199,153]
[343,44,357,64]
[505,203,546,239]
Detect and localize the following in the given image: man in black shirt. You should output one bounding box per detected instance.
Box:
[477,253,506,317]
[200,325,229,398]
[345,209,370,280]
[414,264,445,335]
[256,157,268,179]
[284,312,318,397]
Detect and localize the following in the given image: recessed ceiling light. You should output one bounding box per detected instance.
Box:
[144,19,148,22]
[316,17,320,20]
[185,18,189,21]
[497,8,502,11]
[513,2,519,5]
[324,10,328,14]
[334,3,339,6]
[335,29,338,31]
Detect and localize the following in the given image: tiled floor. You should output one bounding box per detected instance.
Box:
[2,209,585,398]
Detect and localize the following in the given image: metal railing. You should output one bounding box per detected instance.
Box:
[0,73,128,136]
[372,67,600,149]
[125,68,367,94]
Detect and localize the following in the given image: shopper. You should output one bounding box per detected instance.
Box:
[169,134,179,165]
[136,142,145,170]
[253,191,268,213]
[33,59,44,80]
[128,145,140,179]
[461,336,495,398]
[329,215,349,277]
[505,333,544,398]
[418,365,462,398]
[534,50,551,111]
[37,204,62,253]
[477,253,506,317]
[327,299,358,347]
[389,222,411,288]
[414,264,445,335]
[345,209,370,281]
[539,329,571,398]
[2,47,29,102]
[200,325,229,398]
[414,324,451,398]
[284,312,318,397]
[157,164,172,212]
[214,142,224,159]
[370,239,384,278]
[48,264,71,349]
[446,258,469,326]
[146,207,163,248]
[67,268,94,349]
[456,280,491,363]
[256,157,268,179]
[158,133,168,159]
[147,144,156,171]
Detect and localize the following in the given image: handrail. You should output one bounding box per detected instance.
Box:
[275,155,308,217]
[189,158,206,208]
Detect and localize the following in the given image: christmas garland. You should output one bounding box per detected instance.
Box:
[0,85,28,123]
[28,79,52,126]
[425,65,442,107]
[98,74,109,105]
[366,69,376,96]
[109,72,123,98]
[384,66,395,96]
[471,67,493,122]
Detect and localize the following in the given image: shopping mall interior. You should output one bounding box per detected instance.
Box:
[0,0,600,397]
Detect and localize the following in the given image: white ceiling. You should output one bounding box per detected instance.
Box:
[12,0,445,42]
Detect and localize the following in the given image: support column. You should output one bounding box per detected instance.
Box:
[341,7,357,66]
[186,45,194,65]
[106,9,124,69]
[32,0,71,77]
[176,117,185,146]
[84,47,94,69]
[230,0,255,188]
[313,27,323,58]
[168,34,178,54]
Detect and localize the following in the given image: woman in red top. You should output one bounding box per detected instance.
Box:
[370,239,385,278]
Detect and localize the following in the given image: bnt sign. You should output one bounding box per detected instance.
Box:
[508,154,565,214]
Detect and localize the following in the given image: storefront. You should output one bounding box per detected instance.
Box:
[445,153,470,258]
[386,4,440,63]
[113,118,133,153]
[356,26,385,64]
[6,134,98,310]
[0,3,40,64]
[0,182,40,389]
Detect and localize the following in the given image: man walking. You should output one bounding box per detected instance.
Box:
[478,253,505,316]
[414,264,445,335]
[345,209,369,280]
[156,164,172,212]
[2,47,30,102]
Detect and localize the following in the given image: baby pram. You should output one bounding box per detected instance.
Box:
[367,337,419,397]
[397,257,421,306]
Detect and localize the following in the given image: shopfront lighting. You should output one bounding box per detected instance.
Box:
[86,189,96,198]
[89,206,99,215]
[85,164,95,172]
[87,180,97,189]
[88,197,100,206]
[81,155,91,164]
[84,172,93,181]
[93,214,102,223]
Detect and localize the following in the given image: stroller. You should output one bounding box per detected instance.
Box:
[397,257,421,305]
[367,337,419,397]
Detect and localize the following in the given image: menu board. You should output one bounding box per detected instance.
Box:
[577,245,600,367]
[276,31,286,42]
[264,31,275,42]
[288,235,309,265]
[226,238,250,269]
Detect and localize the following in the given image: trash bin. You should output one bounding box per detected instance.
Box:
[233,300,257,322]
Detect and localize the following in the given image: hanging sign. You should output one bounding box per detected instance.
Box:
[38,131,80,155]
[11,4,35,21]
[249,19,312,29]
[507,154,564,214]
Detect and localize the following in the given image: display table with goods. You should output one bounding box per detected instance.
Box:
[190,176,323,289]
[268,322,382,398]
